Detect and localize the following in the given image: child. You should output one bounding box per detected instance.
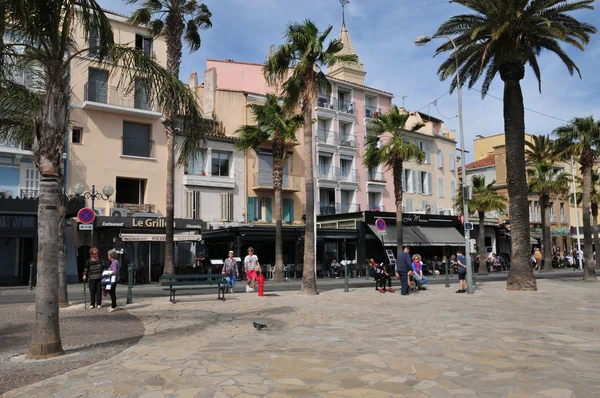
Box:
[370,259,395,293]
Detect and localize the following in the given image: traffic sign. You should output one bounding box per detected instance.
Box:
[78,207,95,224]
[378,230,387,236]
[464,222,474,231]
[375,218,386,231]
[79,224,93,231]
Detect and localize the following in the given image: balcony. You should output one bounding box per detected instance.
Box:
[319,202,339,216]
[20,189,39,199]
[367,171,386,183]
[561,214,568,223]
[253,172,301,192]
[83,82,162,119]
[316,129,339,145]
[550,214,558,223]
[0,139,33,155]
[184,171,235,189]
[317,165,339,180]
[339,134,357,148]
[365,105,382,119]
[338,99,355,115]
[368,205,386,212]
[529,213,541,223]
[116,203,155,214]
[339,168,359,183]
[340,203,361,213]
[316,95,337,110]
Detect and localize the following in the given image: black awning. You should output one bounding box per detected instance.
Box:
[411,226,465,246]
[367,224,426,247]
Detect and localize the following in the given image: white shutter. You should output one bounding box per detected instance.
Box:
[427,172,432,195]
[406,199,413,212]
[221,193,233,221]
[411,170,417,193]
[425,141,431,164]
[186,191,201,219]
[439,178,444,198]
[417,172,423,194]
[437,149,443,168]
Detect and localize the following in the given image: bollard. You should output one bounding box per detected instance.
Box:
[29,262,33,291]
[344,262,349,292]
[126,263,133,304]
[257,272,265,296]
[445,261,450,288]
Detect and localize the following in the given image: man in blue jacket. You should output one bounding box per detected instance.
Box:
[397,247,412,295]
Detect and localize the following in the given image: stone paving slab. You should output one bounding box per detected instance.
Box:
[3,279,600,397]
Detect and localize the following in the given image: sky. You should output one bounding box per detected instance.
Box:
[98,0,600,163]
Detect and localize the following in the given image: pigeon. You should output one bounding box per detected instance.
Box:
[253,322,267,331]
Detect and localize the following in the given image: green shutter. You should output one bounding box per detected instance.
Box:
[288,199,294,222]
[247,197,255,222]
[265,198,272,222]
[283,199,292,222]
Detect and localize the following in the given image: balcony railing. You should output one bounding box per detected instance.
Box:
[20,189,39,199]
[367,171,386,183]
[319,202,339,216]
[561,214,568,223]
[368,205,386,212]
[317,165,339,180]
[0,139,32,151]
[84,82,159,112]
[116,203,155,214]
[122,136,155,158]
[550,214,558,223]
[253,172,302,191]
[365,105,382,119]
[339,134,357,148]
[339,168,359,183]
[316,95,337,110]
[338,99,355,114]
[340,203,361,213]
[529,213,541,223]
[316,129,339,145]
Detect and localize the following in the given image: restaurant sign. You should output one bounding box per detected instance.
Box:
[94,216,203,230]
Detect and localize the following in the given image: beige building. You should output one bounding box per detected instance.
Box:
[68,10,168,216]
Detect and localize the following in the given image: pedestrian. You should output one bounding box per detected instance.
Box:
[244,247,260,293]
[456,250,467,293]
[411,254,428,291]
[397,247,411,296]
[82,247,105,309]
[576,248,583,270]
[533,247,542,270]
[370,260,394,293]
[222,250,239,293]
[106,249,120,312]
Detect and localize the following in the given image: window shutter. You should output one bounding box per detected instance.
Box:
[450,153,455,171]
[425,141,431,164]
[247,197,255,222]
[411,170,417,193]
[417,172,423,194]
[438,149,443,168]
[186,191,201,219]
[220,193,233,221]
[283,199,294,222]
[265,198,272,222]
[427,172,432,195]
[439,178,444,198]
[406,199,413,212]
[451,181,456,198]
[402,170,407,192]
[228,193,234,221]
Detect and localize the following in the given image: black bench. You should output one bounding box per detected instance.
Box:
[160,274,229,303]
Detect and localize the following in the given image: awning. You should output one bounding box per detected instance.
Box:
[503,232,538,245]
[120,233,202,242]
[411,226,465,247]
[368,224,426,247]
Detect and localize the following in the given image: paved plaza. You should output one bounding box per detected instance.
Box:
[2,278,600,397]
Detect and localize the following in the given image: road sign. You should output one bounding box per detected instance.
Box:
[79,224,93,231]
[464,222,474,231]
[78,207,95,224]
[375,218,386,231]
[378,230,387,236]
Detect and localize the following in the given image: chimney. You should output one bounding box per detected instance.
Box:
[188,72,198,89]
[475,134,484,139]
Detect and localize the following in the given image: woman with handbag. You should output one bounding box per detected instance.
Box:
[244,247,260,293]
[222,250,239,293]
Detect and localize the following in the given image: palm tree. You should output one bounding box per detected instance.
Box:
[363,106,425,249]
[454,176,507,275]
[129,0,212,276]
[235,94,303,282]
[264,20,357,295]
[527,162,569,272]
[526,135,556,166]
[433,0,596,291]
[3,0,207,359]
[573,171,600,269]
[555,116,600,280]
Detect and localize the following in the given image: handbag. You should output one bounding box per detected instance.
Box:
[254,263,261,272]
[225,269,232,276]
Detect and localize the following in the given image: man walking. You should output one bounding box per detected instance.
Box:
[397,247,411,296]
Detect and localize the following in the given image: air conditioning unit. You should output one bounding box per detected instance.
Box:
[438,208,452,216]
[111,207,129,217]
[94,208,107,216]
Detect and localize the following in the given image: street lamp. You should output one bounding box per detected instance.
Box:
[72,184,114,247]
[415,34,474,294]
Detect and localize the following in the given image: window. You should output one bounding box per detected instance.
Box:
[437,149,443,168]
[116,177,146,204]
[123,122,152,157]
[220,193,233,221]
[560,203,565,215]
[438,177,444,197]
[403,169,412,192]
[283,198,294,222]
[449,152,456,171]
[87,68,108,103]
[72,128,82,144]
[418,171,432,195]
[187,150,205,175]
[88,26,100,57]
[450,180,456,198]
[135,34,154,57]
[405,199,413,212]
[549,202,554,215]
[248,197,264,221]
[485,237,492,247]
[211,151,231,177]
[425,141,431,163]
[186,191,201,219]
[134,78,151,110]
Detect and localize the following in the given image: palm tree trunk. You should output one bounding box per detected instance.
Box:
[478,211,488,275]
[500,64,537,291]
[393,161,404,250]
[541,195,553,273]
[301,108,317,295]
[593,204,599,270]
[273,157,284,282]
[581,163,597,280]
[29,73,68,358]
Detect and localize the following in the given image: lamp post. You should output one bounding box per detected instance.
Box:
[570,156,583,269]
[415,34,473,294]
[72,183,114,248]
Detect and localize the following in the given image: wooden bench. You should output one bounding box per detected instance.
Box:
[160,274,229,303]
